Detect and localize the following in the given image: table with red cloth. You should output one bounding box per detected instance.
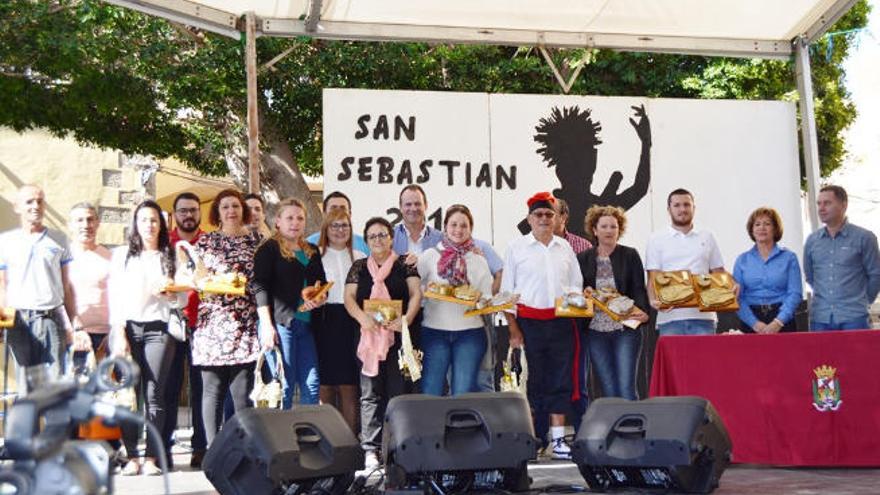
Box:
[648,330,880,466]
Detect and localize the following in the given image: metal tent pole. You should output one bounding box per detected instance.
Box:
[794,36,822,231]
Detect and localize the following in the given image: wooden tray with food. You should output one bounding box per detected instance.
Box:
[200,273,247,296]
[590,289,648,328]
[463,292,519,317]
[163,284,196,293]
[424,283,480,307]
[298,281,334,311]
[554,292,594,318]
[692,272,739,312]
[0,308,15,329]
[364,299,403,327]
[652,270,698,309]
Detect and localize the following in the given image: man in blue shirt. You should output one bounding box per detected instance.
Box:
[804,185,880,331]
[306,191,370,254]
[0,185,75,380]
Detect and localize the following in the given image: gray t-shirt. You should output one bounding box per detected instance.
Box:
[0,227,72,310]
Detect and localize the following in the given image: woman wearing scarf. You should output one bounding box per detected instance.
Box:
[343,217,421,470]
[417,205,493,396]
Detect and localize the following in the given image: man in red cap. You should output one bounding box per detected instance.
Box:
[500,191,583,459]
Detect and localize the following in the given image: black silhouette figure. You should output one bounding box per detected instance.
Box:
[519,105,651,237]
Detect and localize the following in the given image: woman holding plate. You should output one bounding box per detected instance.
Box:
[343,217,421,470]
[577,205,649,400]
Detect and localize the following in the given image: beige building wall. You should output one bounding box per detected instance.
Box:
[0,128,146,245]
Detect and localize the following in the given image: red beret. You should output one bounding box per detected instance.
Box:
[527,191,556,212]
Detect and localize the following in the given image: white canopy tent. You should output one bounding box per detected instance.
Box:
[103,0,861,227]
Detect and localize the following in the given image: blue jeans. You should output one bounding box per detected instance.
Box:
[811,316,870,331]
[266,319,319,408]
[420,327,486,396]
[588,329,641,400]
[657,319,716,336]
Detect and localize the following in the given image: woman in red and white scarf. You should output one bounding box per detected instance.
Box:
[417,205,493,396]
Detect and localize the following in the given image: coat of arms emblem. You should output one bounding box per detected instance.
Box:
[812,365,842,412]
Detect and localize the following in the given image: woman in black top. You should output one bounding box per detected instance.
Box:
[253,198,326,409]
[343,217,420,470]
[577,206,649,400]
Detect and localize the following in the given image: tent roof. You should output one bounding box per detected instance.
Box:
[105,0,857,58]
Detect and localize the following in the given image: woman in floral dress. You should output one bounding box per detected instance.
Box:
[192,189,262,446]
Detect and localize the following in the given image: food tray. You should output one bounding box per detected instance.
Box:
[424,292,479,307]
[653,270,698,309]
[554,297,594,318]
[692,272,740,313]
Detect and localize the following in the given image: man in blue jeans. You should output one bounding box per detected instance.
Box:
[804,185,880,331]
[646,188,735,336]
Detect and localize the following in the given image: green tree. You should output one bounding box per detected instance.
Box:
[0,0,869,222]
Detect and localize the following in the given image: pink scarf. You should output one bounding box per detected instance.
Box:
[437,236,475,286]
[357,253,398,377]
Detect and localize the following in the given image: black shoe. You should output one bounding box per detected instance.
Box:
[190,450,206,469]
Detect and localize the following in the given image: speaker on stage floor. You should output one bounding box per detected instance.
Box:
[572,396,731,494]
[203,405,364,495]
[382,392,538,492]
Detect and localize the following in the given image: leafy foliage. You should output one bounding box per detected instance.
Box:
[0,0,869,182]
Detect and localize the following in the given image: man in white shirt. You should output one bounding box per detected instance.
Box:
[501,192,583,459]
[646,188,731,335]
[0,184,75,380]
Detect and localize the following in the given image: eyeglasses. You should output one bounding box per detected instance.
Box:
[531,211,556,219]
[366,232,391,241]
[329,223,351,231]
[175,208,199,216]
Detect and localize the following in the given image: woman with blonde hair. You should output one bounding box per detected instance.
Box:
[314,208,366,431]
[253,198,327,409]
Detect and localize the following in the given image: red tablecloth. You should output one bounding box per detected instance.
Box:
[649,330,880,466]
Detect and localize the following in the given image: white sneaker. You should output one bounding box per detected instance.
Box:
[551,438,571,460]
[363,451,381,471]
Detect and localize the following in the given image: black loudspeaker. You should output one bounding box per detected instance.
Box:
[572,397,731,494]
[203,405,364,495]
[383,392,537,492]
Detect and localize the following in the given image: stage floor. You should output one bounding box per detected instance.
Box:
[113,454,880,494]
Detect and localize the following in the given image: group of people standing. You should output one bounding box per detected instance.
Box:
[0,181,878,473]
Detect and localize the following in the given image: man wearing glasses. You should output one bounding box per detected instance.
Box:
[500,191,582,460]
[167,192,208,468]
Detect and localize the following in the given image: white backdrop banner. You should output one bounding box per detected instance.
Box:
[323,88,803,267]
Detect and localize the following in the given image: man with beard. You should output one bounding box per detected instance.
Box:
[0,184,75,380]
[167,192,208,468]
[501,192,582,459]
[646,188,728,336]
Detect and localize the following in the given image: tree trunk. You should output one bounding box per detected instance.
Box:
[258,116,324,235]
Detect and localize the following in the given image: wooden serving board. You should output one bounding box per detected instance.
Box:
[364,299,404,321]
[463,303,515,318]
[0,308,15,329]
[590,295,647,323]
[164,284,196,293]
[692,272,740,313]
[653,270,699,309]
[424,292,478,307]
[201,281,246,296]
[554,297,594,318]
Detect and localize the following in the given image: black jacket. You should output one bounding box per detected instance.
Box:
[252,239,326,327]
[577,244,649,316]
